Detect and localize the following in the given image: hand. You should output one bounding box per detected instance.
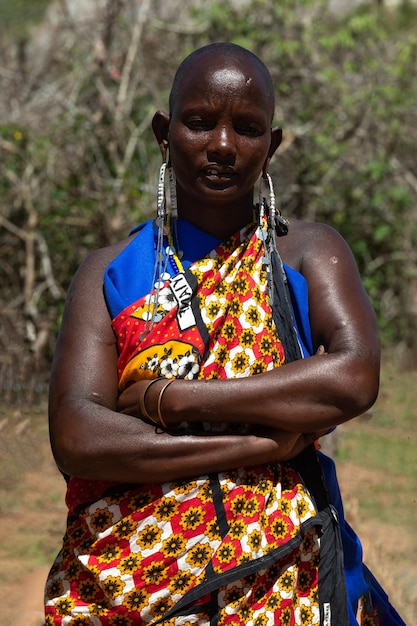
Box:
[117,380,152,417]
[255,426,329,462]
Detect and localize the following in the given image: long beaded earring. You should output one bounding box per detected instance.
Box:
[141,162,170,338]
[258,173,289,305]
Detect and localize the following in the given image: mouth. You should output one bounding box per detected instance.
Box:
[202,167,237,187]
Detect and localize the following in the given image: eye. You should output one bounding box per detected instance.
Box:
[185,118,213,131]
[236,126,262,136]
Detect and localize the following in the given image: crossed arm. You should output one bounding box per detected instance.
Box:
[49,223,380,484]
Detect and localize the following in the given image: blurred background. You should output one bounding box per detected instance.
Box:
[0,1,416,624]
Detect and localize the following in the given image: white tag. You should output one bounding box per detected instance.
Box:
[169,273,196,330]
[323,603,331,626]
[170,273,193,306]
[177,304,196,331]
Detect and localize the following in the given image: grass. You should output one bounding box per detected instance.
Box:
[335,357,417,623]
[338,357,417,537]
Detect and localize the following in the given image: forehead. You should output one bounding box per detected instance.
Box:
[172,54,274,116]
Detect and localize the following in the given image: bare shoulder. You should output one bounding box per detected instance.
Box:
[68,236,134,298]
[278,218,354,273]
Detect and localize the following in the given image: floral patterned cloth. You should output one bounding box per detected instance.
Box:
[44,221,375,625]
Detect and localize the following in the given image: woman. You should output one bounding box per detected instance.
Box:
[45,43,404,625]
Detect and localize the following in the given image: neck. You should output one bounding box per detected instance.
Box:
[176,198,255,240]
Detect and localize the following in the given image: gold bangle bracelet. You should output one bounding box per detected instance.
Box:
[139,378,162,424]
[157,379,175,429]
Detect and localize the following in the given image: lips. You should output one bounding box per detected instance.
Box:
[202,166,237,186]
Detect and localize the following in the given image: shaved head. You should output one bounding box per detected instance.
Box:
[169,43,275,121]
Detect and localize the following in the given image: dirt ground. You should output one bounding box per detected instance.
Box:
[1,448,415,626]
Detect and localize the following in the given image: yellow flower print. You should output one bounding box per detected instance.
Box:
[228,298,243,317]
[215,282,228,296]
[228,520,246,540]
[298,567,315,592]
[168,570,193,594]
[301,528,318,556]
[266,592,281,610]
[186,542,212,568]
[243,497,260,516]
[98,542,123,564]
[259,335,273,356]
[248,529,262,552]
[89,602,110,617]
[113,517,136,539]
[234,276,250,296]
[231,350,250,374]
[136,524,162,550]
[241,328,255,347]
[55,596,75,616]
[250,361,268,376]
[278,570,295,594]
[281,606,292,626]
[71,616,95,625]
[245,305,261,326]
[143,561,167,586]
[198,480,212,503]
[46,578,64,599]
[119,553,141,575]
[296,497,313,520]
[102,574,125,599]
[239,604,254,622]
[171,479,197,495]
[150,595,175,620]
[128,490,155,511]
[215,345,229,366]
[300,604,314,624]
[254,615,268,626]
[123,587,149,612]
[109,614,135,626]
[201,276,215,292]
[256,478,272,496]
[223,585,243,607]
[206,300,222,320]
[154,496,179,521]
[221,319,237,342]
[79,579,100,601]
[216,542,236,565]
[270,518,289,540]
[180,506,205,531]
[205,518,221,540]
[161,534,187,558]
[230,493,246,515]
[89,508,113,533]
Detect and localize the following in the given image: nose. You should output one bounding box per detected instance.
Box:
[207,125,236,163]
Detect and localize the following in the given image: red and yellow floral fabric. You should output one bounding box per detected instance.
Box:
[45,223,325,625]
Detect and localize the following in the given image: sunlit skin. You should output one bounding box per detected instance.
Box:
[48,46,380,484]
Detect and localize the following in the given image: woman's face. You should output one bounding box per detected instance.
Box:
[166,58,277,229]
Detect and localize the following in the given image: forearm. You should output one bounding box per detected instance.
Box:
[50,398,314,483]
[155,352,379,432]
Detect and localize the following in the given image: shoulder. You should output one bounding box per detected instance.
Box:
[278,218,354,273]
[66,236,135,304]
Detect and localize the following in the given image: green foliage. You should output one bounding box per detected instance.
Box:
[0,0,52,34]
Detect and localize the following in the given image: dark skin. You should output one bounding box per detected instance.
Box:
[49,50,380,484]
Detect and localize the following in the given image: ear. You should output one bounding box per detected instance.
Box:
[152,111,170,162]
[262,126,283,177]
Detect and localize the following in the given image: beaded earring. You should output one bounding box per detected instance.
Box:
[258,172,290,304]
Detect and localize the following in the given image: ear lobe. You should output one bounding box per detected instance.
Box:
[152,111,170,161]
[263,126,283,177]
